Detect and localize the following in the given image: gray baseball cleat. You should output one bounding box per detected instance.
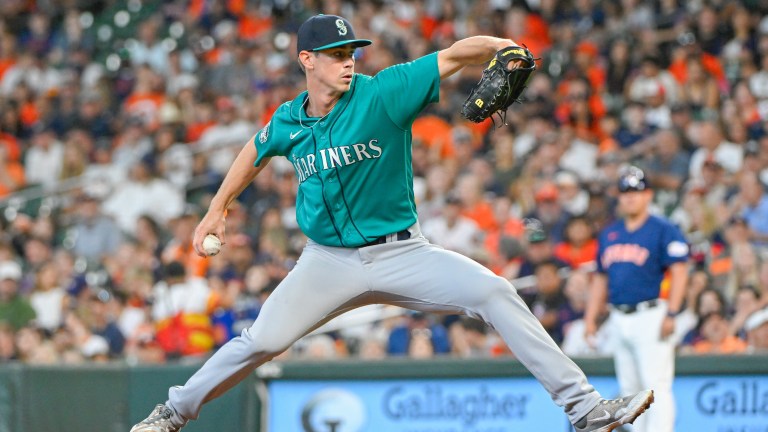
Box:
[130,404,183,432]
[573,389,654,432]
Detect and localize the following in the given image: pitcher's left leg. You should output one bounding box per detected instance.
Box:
[362,238,600,424]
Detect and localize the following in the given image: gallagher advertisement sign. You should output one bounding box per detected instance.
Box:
[268,375,768,432]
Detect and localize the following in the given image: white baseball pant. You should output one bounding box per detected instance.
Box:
[165,224,601,427]
[609,302,675,432]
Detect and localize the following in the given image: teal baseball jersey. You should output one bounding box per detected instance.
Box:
[254,52,441,247]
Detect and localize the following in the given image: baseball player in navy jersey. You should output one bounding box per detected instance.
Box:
[585,166,689,432]
[132,14,653,432]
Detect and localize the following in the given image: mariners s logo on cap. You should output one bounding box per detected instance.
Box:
[335,18,348,36]
[297,14,372,55]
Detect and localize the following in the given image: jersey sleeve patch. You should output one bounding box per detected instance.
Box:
[667,241,689,258]
[258,121,270,144]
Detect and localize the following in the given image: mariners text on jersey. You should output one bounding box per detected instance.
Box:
[290,139,382,183]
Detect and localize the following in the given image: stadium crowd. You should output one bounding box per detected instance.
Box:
[2,0,768,364]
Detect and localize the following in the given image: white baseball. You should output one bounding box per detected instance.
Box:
[202,234,222,256]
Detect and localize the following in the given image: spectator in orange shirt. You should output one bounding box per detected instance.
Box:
[555,216,598,270]
[573,41,606,92]
[690,311,747,354]
[456,172,497,232]
[412,114,454,161]
[504,6,551,57]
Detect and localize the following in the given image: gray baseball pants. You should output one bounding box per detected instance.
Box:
[166,223,601,427]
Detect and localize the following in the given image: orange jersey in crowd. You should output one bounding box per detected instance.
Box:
[554,239,599,269]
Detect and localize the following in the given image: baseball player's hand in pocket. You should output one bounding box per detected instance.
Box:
[193,209,227,257]
[659,316,675,340]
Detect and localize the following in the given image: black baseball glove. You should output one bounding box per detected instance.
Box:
[461,45,537,124]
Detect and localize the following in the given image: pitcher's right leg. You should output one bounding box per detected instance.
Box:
[158,243,369,428]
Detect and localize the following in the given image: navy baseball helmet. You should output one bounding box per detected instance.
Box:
[618,166,650,192]
[297,15,372,55]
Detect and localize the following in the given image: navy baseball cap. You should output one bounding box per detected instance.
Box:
[618,166,650,193]
[296,14,372,55]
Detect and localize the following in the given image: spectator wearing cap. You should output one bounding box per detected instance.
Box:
[69,192,123,262]
[516,219,569,280]
[83,288,126,358]
[422,193,482,256]
[745,307,768,352]
[0,261,35,330]
[525,182,571,244]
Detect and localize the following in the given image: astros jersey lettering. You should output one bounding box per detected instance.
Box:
[596,215,688,305]
[254,52,440,247]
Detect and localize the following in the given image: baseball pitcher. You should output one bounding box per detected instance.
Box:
[132,14,654,432]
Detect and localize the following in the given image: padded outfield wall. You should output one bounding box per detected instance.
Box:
[0,355,766,432]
